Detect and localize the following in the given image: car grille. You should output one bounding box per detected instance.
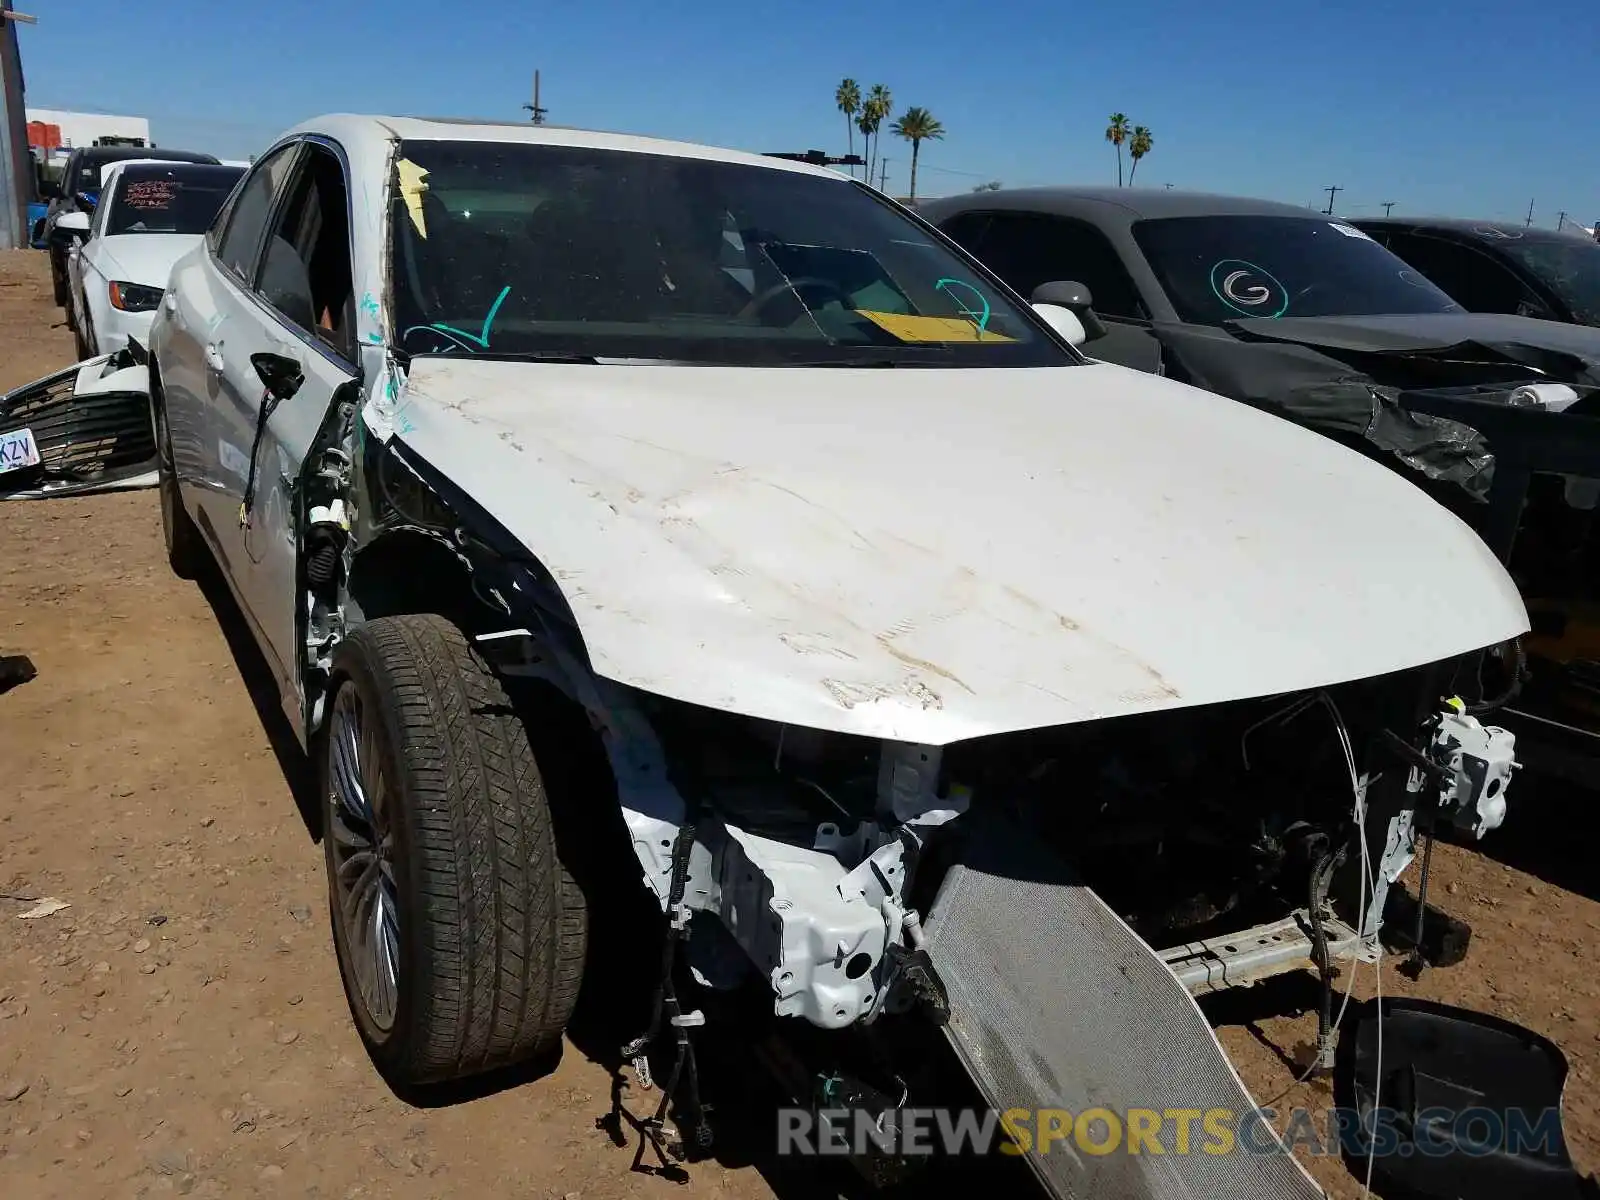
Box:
[0,369,154,489]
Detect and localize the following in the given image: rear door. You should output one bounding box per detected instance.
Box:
[161,142,302,574]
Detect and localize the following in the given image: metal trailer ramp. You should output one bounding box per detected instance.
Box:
[923,828,1325,1200]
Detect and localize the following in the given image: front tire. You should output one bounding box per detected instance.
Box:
[322,615,587,1087]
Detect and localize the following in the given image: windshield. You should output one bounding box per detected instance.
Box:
[105,166,244,236]
[1133,215,1463,324]
[1493,233,1600,325]
[387,140,1070,366]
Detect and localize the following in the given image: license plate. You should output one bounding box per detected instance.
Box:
[0,427,42,474]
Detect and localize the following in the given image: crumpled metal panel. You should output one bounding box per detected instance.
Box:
[924,827,1325,1200]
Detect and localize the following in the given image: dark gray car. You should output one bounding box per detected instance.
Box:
[919,186,1600,775]
[1352,217,1600,329]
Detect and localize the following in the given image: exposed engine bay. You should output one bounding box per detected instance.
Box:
[282,378,1527,1189]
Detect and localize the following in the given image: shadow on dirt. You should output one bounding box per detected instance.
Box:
[193,559,321,842]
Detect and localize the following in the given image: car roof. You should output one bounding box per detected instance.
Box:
[70,146,220,166]
[920,185,1319,222]
[278,113,844,180]
[109,161,244,183]
[1352,215,1599,244]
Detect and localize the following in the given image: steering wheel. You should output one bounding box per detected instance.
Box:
[736,277,851,321]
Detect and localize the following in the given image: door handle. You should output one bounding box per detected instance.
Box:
[204,343,225,373]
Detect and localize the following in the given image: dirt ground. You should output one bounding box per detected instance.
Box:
[1,247,1596,1199]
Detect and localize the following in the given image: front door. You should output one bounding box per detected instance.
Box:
[227,140,361,718]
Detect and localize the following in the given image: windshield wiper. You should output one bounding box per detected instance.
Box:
[441,350,601,365]
[775,358,903,367]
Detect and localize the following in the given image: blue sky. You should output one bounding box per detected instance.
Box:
[16,0,1597,227]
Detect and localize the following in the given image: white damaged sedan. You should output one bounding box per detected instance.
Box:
[141,115,1528,1196]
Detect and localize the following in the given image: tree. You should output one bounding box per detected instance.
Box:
[862,84,892,187]
[891,107,945,201]
[972,180,1002,192]
[835,79,861,178]
[1127,125,1153,186]
[1105,113,1130,187]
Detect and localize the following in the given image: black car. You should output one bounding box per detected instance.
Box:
[1352,217,1600,329]
[919,186,1600,774]
[41,146,221,316]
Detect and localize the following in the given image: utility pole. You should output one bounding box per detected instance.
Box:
[1525,198,1534,227]
[0,2,39,251]
[878,156,890,193]
[1322,184,1343,215]
[1164,182,1174,189]
[1556,211,1567,231]
[1381,201,1396,217]
[522,69,547,125]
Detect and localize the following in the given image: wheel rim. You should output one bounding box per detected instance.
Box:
[328,684,401,1032]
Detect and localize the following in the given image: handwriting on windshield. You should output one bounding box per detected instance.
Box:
[123,180,177,210]
[934,278,992,333]
[402,286,512,353]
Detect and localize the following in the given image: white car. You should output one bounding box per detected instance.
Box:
[136,114,1527,1195]
[64,159,244,357]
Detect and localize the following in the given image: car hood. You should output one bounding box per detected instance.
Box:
[91,234,201,290]
[390,357,1527,744]
[1229,311,1600,363]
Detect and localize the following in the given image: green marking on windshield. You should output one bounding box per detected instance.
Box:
[426,286,512,350]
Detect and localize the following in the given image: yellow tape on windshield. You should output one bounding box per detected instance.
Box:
[856,310,1017,344]
[396,158,430,238]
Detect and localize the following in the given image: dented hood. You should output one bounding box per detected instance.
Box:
[393,357,1527,744]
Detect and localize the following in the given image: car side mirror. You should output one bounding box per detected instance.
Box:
[56,211,91,235]
[1031,280,1109,344]
[1031,303,1088,346]
[250,352,304,403]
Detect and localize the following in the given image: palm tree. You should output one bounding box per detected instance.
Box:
[1127,125,1153,186]
[835,79,861,177]
[863,84,892,186]
[892,107,945,201]
[1105,113,1130,187]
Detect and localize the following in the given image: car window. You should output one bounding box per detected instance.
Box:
[89,177,113,238]
[955,211,1149,319]
[387,139,1074,368]
[256,144,355,358]
[104,166,245,237]
[1132,215,1462,324]
[937,211,993,254]
[1489,233,1600,325]
[214,146,300,286]
[1378,231,1543,317]
[60,153,83,199]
